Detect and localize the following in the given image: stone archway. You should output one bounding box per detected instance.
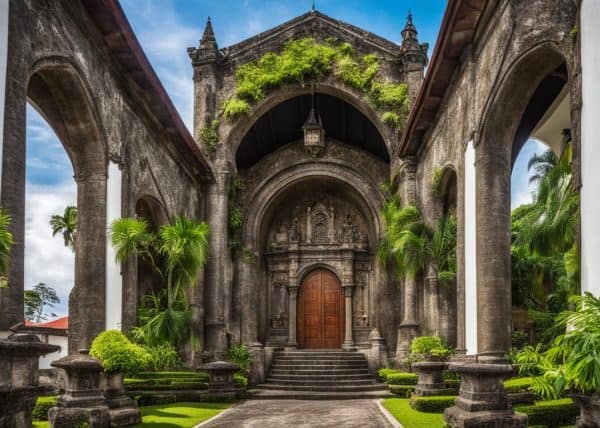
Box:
[298,268,344,349]
[0,57,108,352]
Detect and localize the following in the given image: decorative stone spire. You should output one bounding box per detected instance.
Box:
[188,17,221,66]
[401,11,418,43]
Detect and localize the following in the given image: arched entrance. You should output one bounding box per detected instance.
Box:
[298,268,344,349]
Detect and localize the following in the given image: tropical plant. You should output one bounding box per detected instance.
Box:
[90,330,150,374]
[379,196,457,287]
[50,205,77,251]
[24,282,60,322]
[0,208,14,288]
[227,343,253,375]
[408,335,453,362]
[110,215,210,346]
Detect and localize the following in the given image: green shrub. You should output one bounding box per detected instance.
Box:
[386,372,419,386]
[90,330,150,375]
[381,111,400,127]
[223,98,250,120]
[504,377,533,393]
[233,373,248,388]
[514,399,578,427]
[431,167,443,197]
[409,335,453,362]
[144,343,184,371]
[409,395,456,413]
[389,384,415,397]
[200,120,219,152]
[32,396,58,421]
[222,37,409,128]
[229,208,243,231]
[377,367,397,382]
[226,344,253,374]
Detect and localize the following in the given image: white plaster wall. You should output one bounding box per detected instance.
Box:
[581,0,600,297]
[39,335,68,369]
[464,141,478,354]
[0,0,9,190]
[105,161,123,330]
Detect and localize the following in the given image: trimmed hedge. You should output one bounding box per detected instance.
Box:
[409,395,456,413]
[504,377,533,393]
[389,385,415,398]
[386,372,419,386]
[233,373,248,388]
[124,371,209,392]
[134,371,208,380]
[32,396,58,421]
[515,398,578,427]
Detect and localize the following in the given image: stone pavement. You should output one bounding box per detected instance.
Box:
[198,399,395,428]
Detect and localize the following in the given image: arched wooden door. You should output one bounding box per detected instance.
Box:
[298,269,344,349]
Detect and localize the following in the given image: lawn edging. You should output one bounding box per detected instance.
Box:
[376,398,403,428]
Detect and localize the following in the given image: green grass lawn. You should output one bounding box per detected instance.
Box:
[136,401,232,427]
[383,398,444,428]
[32,422,49,428]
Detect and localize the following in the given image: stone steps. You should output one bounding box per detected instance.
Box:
[259,350,388,396]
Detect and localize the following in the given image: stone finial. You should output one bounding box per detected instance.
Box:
[188,17,221,66]
[401,11,417,41]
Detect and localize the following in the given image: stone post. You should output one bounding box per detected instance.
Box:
[49,350,111,428]
[201,361,241,399]
[286,286,299,349]
[249,342,265,386]
[0,334,59,428]
[366,328,387,373]
[342,286,355,349]
[413,361,449,396]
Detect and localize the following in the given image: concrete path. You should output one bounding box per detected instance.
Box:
[198,399,395,428]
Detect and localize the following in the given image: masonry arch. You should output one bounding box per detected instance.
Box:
[2,57,110,352]
[227,79,395,166]
[474,42,572,359]
[236,163,390,346]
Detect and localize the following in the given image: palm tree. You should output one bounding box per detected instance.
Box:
[50,205,77,251]
[0,209,13,288]
[380,196,456,286]
[110,215,210,346]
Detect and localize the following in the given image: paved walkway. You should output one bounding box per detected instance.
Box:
[198,399,395,428]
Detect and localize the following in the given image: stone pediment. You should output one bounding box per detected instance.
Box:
[220,10,401,66]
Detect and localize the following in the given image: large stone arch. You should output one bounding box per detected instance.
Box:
[0,55,109,353]
[224,77,397,164]
[236,160,390,346]
[474,41,571,360]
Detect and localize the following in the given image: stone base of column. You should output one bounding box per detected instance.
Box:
[413,361,450,396]
[342,340,356,350]
[443,362,527,428]
[395,323,419,356]
[284,342,298,351]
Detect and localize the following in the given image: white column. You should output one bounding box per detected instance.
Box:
[0,0,9,190]
[105,161,123,330]
[464,140,478,354]
[581,0,600,297]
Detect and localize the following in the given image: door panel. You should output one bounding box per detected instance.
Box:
[298,269,343,349]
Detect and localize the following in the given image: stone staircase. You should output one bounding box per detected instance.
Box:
[254,350,389,399]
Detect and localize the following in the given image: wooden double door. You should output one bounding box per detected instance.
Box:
[298,268,344,349]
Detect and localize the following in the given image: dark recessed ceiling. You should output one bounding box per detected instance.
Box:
[236,93,389,169]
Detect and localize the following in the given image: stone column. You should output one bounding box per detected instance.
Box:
[105,160,122,331]
[395,157,419,359]
[69,171,107,353]
[427,265,440,336]
[342,286,355,349]
[205,161,231,358]
[286,287,298,349]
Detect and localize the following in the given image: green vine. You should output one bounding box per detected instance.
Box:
[229,207,243,230]
[431,167,444,197]
[222,37,409,128]
[199,120,219,152]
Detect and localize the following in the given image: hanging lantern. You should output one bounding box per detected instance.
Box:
[303,88,326,156]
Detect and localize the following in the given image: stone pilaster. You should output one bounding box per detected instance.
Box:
[342,285,355,349]
[286,287,298,349]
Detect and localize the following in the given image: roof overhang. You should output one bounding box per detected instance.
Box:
[81,0,214,181]
[396,0,487,157]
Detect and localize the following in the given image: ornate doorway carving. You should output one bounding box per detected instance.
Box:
[298,269,344,348]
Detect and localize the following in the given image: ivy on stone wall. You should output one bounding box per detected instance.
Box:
[199,120,220,152]
[222,37,410,128]
[431,167,443,197]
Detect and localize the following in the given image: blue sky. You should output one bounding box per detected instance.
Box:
[24,1,543,317]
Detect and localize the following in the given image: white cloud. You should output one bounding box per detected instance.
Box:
[24,182,76,317]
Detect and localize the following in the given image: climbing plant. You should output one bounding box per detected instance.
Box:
[199,120,220,152]
[222,37,410,128]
